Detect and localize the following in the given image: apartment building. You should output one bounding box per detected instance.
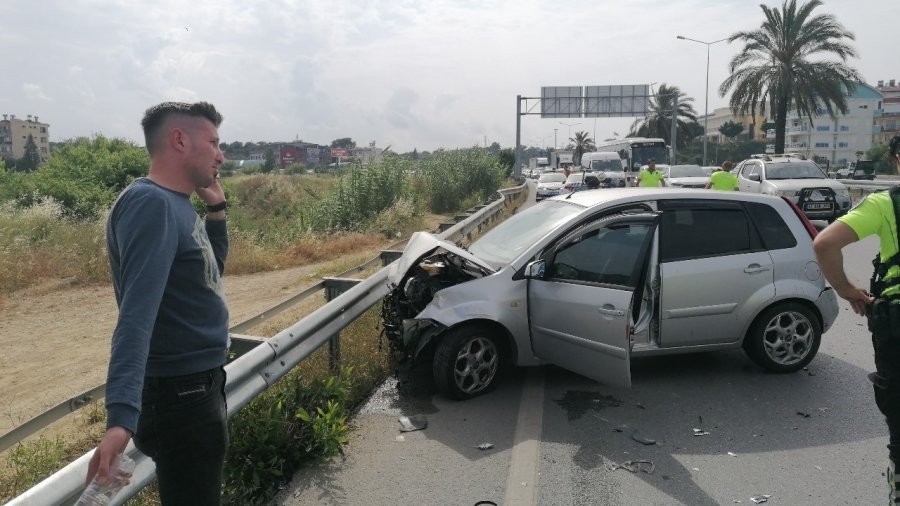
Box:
[766,82,883,166]
[874,79,900,146]
[0,114,50,162]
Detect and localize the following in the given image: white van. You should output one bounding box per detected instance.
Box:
[580,152,627,186]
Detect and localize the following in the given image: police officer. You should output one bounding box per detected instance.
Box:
[813,135,900,503]
[633,159,667,187]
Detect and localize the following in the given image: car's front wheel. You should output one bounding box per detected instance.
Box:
[433,324,504,400]
[743,303,821,373]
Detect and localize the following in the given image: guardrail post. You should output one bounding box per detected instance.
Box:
[322,277,363,372]
[380,250,403,266]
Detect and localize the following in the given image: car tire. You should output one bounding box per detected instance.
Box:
[742,302,821,373]
[433,324,504,400]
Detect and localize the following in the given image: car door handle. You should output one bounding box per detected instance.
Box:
[598,307,625,317]
[744,264,771,274]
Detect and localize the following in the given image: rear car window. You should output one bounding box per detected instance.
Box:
[745,202,797,250]
[659,204,756,261]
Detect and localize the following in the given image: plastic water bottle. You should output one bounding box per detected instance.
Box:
[75,454,135,505]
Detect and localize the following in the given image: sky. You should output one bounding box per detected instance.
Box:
[1,0,897,154]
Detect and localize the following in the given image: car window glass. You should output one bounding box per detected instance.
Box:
[547,223,652,288]
[743,162,759,179]
[660,207,753,261]
[746,202,797,250]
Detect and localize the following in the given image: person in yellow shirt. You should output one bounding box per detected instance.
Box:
[705,161,739,191]
[814,134,900,503]
[633,159,667,187]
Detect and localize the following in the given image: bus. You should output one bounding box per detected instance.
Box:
[593,137,671,174]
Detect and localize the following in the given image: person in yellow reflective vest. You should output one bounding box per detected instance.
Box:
[705,160,739,191]
[633,159,667,187]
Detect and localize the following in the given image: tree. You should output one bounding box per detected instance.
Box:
[719,121,745,140]
[628,83,698,149]
[567,131,596,165]
[499,148,516,173]
[331,138,356,149]
[719,0,861,154]
[865,144,896,175]
[18,134,41,172]
[262,147,277,173]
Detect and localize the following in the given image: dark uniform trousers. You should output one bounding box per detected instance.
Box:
[870,300,900,464]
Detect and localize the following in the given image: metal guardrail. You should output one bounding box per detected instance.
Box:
[7,183,526,505]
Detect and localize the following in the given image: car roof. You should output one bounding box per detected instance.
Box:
[548,187,787,208]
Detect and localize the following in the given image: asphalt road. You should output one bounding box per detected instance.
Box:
[276,183,888,506]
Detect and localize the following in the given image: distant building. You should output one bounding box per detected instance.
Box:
[695,107,767,143]
[279,142,325,167]
[351,144,383,164]
[0,114,50,162]
[874,79,900,146]
[765,81,882,166]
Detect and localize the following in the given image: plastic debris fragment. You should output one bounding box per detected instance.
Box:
[750,494,771,504]
[631,428,656,445]
[636,402,646,410]
[796,411,811,418]
[398,415,428,432]
[611,460,655,474]
[692,428,710,436]
[727,451,738,457]
[475,443,494,450]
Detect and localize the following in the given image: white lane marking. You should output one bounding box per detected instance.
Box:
[504,368,545,505]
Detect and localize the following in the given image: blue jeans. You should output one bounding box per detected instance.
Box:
[133,366,228,505]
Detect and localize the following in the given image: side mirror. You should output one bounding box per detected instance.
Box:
[525,260,546,280]
[748,172,760,182]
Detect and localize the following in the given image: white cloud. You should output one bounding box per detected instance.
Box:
[22,83,52,102]
[0,0,896,151]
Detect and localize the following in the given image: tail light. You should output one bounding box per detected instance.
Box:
[782,196,818,239]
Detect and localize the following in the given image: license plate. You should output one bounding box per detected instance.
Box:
[805,203,832,210]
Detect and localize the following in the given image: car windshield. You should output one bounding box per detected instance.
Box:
[590,160,623,172]
[538,173,566,183]
[469,200,583,265]
[668,165,707,177]
[765,162,827,180]
[632,144,670,167]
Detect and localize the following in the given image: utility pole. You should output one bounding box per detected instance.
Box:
[554,129,558,149]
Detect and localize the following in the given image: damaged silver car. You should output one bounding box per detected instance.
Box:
[383,188,840,399]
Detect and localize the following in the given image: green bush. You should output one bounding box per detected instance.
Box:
[223,367,354,505]
[417,148,507,213]
[0,437,67,500]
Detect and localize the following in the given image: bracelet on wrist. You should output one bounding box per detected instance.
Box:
[206,201,227,213]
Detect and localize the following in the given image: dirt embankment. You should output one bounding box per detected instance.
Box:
[0,241,399,438]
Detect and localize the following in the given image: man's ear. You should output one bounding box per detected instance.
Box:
[169,127,187,153]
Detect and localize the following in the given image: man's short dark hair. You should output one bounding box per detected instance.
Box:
[141,101,223,155]
[584,175,601,189]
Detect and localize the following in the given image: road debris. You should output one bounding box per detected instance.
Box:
[727,451,738,457]
[796,411,811,418]
[692,428,710,436]
[636,402,646,409]
[631,428,657,445]
[609,460,655,474]
[750,494,771,504]
[475,443,494,451]
[398,415,428,432]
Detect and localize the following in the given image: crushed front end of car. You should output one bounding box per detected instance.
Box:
[382,232,494,359]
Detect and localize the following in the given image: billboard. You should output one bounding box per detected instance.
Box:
[538,85,650,118]
[540,86,583,118]
[585,85,649,117]
[331,148,348,157]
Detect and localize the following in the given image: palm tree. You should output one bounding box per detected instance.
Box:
[719,0,860,154]
[567,131,596,165]
[628,84,698,149]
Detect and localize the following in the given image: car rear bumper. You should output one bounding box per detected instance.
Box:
[816,287,839,333]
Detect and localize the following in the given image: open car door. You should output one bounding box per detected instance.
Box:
[526,213,660,388]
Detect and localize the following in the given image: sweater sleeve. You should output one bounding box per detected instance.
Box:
[105,194,178,434]
[205,218,229,275]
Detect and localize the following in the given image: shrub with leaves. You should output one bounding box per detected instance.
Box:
[223,367,353,505]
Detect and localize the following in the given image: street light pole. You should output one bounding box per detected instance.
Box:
[559,121,581,145]
[676,35,729,166]
[554,128,558,149]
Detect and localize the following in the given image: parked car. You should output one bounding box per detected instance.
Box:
[834,160,876,180]
[734,155,851,222]
[383,188,839,399]
[534,172,567,200]
[663,164,710,188]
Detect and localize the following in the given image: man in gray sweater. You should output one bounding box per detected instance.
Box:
[86,101,230,504]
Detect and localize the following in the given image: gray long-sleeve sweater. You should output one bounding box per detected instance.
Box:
[105,178,229,434]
